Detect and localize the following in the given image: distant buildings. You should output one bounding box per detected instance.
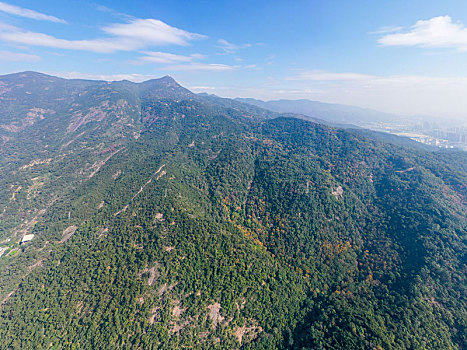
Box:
[366,121,467,151]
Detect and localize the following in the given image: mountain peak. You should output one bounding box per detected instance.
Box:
[160,74,175,81]
[142,75,178,86]
[140,75,193,99]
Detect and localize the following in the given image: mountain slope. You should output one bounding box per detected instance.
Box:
[0,72,465,349]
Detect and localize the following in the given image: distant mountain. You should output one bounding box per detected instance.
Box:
[0,72,465,350]
[236,97,402,126]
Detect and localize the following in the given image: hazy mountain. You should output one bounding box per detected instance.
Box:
[0,72,465,350]
[236,97,402,126]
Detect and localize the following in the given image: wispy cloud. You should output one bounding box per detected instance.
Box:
[265,54,275,65]
[131,51,237,72]
[0,1,67,23]
[286,69,467,86]
[132,51,206,64]
[0,18,206,53]
[0,28,125,53]
[189,85,218,91]
[0,50,40,61]
[287,70,373,81]
[217,39,251,54]
[94,5,134,21]
[164,63,237,71]
[189,85,324,100]
[378,16,467,51]
[369,26,403,35]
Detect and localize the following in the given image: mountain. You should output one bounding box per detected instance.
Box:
[139,75,195,99]
[236,97,402,126]
[0,72,466,350]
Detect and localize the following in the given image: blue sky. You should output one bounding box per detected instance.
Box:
[1,0,467,119]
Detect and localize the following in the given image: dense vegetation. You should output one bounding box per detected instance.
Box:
[0,72,465,349]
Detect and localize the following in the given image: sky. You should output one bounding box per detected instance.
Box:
[1,0,467,120]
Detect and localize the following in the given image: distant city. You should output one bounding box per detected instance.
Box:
[366,120,467,151]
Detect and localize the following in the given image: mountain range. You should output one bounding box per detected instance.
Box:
[0,72,465,349]
[235,97,401,126]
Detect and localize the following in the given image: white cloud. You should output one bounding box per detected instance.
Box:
[102,19,206,46]
[164,63,237,71]
[132,51,205,64]
[287,70,374,81]
[0,2,66,23]
[378,16,467,51]
[0,18,206,53]
[217,39,251,53]
[0,22,17,31]
[0,50,40,61]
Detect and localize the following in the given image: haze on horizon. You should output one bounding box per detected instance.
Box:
[1,0,467,122]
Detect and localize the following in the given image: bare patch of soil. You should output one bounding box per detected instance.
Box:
[234,324,263,345]
[60,225,77,243]
[332,185,343,199]
[207,302,224,330]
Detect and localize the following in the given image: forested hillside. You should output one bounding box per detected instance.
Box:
[0,72,465,349]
